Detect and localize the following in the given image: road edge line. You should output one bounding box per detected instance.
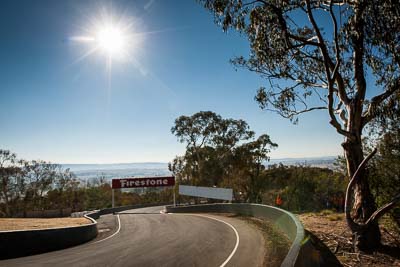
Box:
[184,214,240,267]
[92,214,121,244]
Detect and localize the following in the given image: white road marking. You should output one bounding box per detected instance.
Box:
[173,214,240,267]
[93,210,240,267]
[92,214,121,244]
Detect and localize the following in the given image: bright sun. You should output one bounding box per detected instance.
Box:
[96,25,126,56]
[69,11,143,65]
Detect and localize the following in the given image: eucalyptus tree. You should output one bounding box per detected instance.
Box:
[0,150,16,216]
[232,134,277,202]
[171,111,254,185]
[0,151,33,216]
[199,0,400,250]
[24,160,59,209]
[170,111,277,199]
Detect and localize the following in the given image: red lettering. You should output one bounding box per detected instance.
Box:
[112,177,175,188]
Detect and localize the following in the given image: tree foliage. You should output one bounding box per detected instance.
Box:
[170,111,277,202]
[264,164,346,211]
[368,123,400,229]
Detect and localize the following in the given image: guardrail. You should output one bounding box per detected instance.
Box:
[165,203,321,267]
[0,215,98,260]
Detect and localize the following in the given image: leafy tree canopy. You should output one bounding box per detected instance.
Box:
[170,111,277,202]
[201,0,400,126]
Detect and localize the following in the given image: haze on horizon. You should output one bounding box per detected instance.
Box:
[0,0,343,164]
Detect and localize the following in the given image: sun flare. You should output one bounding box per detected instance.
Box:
[96,25,126,57]
[69,10,143,64]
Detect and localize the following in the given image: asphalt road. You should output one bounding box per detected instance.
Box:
[0,206,264,267]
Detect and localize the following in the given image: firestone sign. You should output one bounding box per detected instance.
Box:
[112,176,175,189]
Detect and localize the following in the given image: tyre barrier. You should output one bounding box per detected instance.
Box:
[165,203,321,267]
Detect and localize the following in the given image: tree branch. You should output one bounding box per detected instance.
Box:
[306,0,349,106]
[306,0,351,138]
[306,0,331,80]
[363,77,400,125]
[365,193,400,226]
[329,0,341,82]
[287,33,320,47]
[352,2,367,118]
[328,85,351,137]
[344,148,377,231]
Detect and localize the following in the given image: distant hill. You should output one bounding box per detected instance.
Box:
[62,162,171,180]
[63,162,169,172]
[62,156,338,181]
[267,156,338,169]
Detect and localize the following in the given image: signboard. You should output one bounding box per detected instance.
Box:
[179,185,233,201]
[112,176,175,189]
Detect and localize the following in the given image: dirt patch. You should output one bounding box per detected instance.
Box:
[298,212,400,267]
[0,217,92,231]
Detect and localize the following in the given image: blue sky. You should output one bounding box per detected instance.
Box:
[0,0,343,164]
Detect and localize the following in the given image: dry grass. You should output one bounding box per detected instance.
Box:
[0,217,92,231]
[327,213,344,221]
[319,209,335,216]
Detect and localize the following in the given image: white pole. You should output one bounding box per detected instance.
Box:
[112,189,115,208]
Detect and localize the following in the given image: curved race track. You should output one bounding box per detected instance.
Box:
[0,206,264,267]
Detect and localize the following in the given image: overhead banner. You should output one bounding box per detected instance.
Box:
[112,176,175,189]
[179,185,233,201]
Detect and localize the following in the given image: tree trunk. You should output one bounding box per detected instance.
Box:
[342,138,381,251]
[1,183,10,217]
[3,192,10,217]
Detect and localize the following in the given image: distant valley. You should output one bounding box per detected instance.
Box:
[63,156,338,181]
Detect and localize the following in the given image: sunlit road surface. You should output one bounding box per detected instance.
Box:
[0,206,264,267]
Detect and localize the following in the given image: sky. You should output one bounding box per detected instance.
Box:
[0,0,344,164]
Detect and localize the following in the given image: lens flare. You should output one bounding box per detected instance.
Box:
[96,25,126,57]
